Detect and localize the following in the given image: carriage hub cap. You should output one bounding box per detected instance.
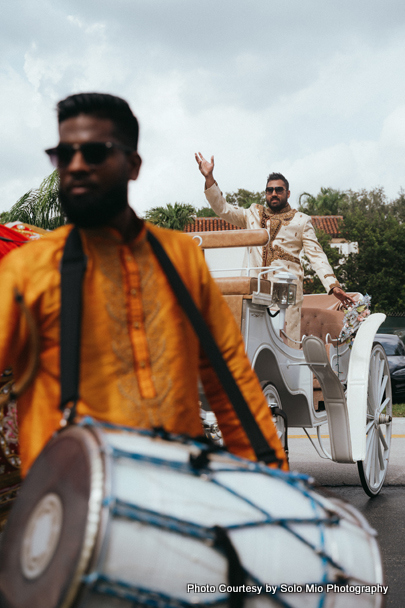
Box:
[20,492,63,579]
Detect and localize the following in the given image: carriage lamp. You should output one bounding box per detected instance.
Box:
[271,271,297,307]
[270,270,298,338]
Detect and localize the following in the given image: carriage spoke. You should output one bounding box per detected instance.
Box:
[376,436,384,471]
[373,432,381,485]
[367,392,374,417]
[371,353,380,407]
[365,427,375,479]
[376,355,384,398]
[377,374,388,408]
[378,426,389,451]
[377,396,390,418]
[366,419,374,433]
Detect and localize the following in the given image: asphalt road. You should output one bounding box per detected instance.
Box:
[288,418,405,608]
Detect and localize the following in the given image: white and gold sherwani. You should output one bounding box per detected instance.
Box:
[205,183,340,345]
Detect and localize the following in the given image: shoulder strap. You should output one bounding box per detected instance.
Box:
[59,226,87,424]
[146,230,281,466]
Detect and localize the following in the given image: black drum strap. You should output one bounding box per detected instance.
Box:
[147,230,281,467]
[59,226,87,424]
[213,526,246,608]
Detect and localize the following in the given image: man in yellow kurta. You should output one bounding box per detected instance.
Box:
[0,93,287,476]
[195,153,355,345]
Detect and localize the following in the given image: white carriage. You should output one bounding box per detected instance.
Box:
[0,229,389,607]
[193,228,392,497]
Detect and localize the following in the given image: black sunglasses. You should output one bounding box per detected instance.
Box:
[266,186,286,194]
[45,141,134,168]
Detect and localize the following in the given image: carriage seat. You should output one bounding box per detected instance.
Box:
[300,292,360,344]
[215,277,271,326]
[300,308,344,344]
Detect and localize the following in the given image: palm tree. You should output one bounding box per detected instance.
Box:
[298,187,347,216]
[1,171,66,230]
[144,203,196,230]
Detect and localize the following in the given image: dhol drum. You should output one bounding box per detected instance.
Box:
[0,419,385,608]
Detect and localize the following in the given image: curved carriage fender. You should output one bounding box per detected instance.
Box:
[302,336,352,463]
[347,313,386,462]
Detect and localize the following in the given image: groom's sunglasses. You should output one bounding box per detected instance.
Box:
[45,141,134,168]
[266,186,286,194]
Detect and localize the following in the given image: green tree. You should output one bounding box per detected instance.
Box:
[195,206,218,218]
[144,202,196,230]
[340,190,405,311]
[225,188,266,209]
[299,186,405,310]
[1,171,66,230]
[298,187,347,216]
[391,188,405,224]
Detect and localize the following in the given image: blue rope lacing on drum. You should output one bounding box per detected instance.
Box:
[80,418,353,608]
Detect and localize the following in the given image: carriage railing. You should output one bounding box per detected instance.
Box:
[190,228,295,320]
[191,228,274,279]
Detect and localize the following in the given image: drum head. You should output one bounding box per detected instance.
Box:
[0,426,103,608]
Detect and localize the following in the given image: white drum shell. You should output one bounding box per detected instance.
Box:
[78,426,384,608]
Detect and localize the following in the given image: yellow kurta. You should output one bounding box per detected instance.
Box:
[205,183,340,344]
[0,222,287,476]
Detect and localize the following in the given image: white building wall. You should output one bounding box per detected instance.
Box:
[204,247,246,277]
[330,241,359,255]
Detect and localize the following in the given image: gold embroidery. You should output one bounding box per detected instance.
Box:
[328,281,341,294]
[86,232,176,428]
[92,236,146,423]
[324,273,336,279]
[135,240,174,426]
[271,245,300,266]
[259,205,299,268]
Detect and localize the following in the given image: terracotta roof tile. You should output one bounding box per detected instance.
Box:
[310,216,343,238]
[184,218,243,232]
[185,215,343,237]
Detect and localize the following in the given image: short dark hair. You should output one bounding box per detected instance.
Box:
[266,172,289,191]
[57,92,139,150]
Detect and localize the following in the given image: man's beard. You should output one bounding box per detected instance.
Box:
[59,183,128,228]
[267,197,289,212]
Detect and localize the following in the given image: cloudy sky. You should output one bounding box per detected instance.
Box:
[2,0,405,215]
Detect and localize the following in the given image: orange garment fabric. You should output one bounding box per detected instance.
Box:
[0,222,287,476]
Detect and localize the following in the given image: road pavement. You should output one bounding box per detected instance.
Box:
[288,417,405,608]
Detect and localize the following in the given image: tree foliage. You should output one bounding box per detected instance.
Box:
[340,189,405,311]
[298,187,347,216]
[144,202,196,230]
[300,185,405,311]
[195,206,217,218]
[391,188,405,224]
[225,188,266,209]
[0,171,66,230]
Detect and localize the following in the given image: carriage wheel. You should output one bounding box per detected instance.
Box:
[357,343,392,497]
[260,382,286,448]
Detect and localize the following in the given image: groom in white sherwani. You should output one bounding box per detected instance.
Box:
[195,152,355,346]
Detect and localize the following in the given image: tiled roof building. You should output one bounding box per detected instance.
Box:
[184,215,344,238]
[184,217,243,233]
[310,216,343,239]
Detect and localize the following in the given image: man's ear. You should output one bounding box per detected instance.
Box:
[287,190,291,200]
[128,152,142,181]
